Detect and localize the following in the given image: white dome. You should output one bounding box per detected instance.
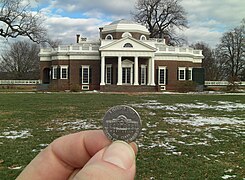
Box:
[102,19,150,35]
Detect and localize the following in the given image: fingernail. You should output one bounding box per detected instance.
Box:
[103,141,135,170]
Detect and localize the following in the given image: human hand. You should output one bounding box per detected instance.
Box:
[17,130,138,180]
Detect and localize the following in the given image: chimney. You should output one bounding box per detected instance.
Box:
[76,34,80,43]
[99,27,103,39]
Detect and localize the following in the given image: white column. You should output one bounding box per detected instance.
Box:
[100,56,105,85]
[150,57,155,86]
[147,58,151,85]
[117,56,122,85]
[134,56,139,85]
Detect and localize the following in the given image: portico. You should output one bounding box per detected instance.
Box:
[100,55,156,86]
[99,36,157,87]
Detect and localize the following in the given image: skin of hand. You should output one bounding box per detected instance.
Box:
[17,130,138,180]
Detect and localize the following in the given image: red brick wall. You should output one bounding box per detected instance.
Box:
[155,60,202,90]
[40,60,100,91]
[40,59,202,91]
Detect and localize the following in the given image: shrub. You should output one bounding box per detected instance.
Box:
[176,81,197,93]
[70,84,81,92]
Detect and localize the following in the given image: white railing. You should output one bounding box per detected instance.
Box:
[40,44,100,54]
[205,81,245,86]
[0,80,41,85]
[156,46,202,55]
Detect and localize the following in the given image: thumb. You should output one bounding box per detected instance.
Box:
[71,141,137,180]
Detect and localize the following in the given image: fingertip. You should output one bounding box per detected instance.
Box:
[103,141,135,170]
[73,140,136,179]
[129,142,138,155]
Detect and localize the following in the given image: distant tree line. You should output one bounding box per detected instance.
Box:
[192,19,245,82]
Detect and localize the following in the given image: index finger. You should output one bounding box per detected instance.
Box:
[17,130,111,180]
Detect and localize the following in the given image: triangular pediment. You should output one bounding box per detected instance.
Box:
[99,36,157,52]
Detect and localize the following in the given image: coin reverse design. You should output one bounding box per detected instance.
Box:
[102,105,141,142]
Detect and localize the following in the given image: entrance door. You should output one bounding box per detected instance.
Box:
[42,68,50,84]
[122,67,131,84]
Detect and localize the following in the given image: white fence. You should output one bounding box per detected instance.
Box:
[0,80,41,85]
[205,81,245,86]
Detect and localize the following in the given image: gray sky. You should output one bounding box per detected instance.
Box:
[1,0,245,49]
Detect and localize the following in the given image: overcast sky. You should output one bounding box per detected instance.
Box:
[1,0,245,49]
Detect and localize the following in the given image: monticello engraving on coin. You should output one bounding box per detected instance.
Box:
[102,105,141,142]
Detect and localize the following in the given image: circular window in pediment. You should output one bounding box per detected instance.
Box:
[123,43,133,48]
[122,32,132,38]
[105,34,113,40]
[140,35,147,41]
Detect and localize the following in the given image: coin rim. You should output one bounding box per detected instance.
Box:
[102,105,141,142]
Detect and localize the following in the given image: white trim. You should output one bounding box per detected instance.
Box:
[122,32,132,38]
[52,65,58,80]
[82,85,89,90]
[106,64,112,84]
[178,67,186,81]
[134,57,139,85]
[140,35,147,41]
[122,60,133,85]
[140,65,147,85]
[100,56,105,85]
[188,67,193,81]
[60,65,68,79]
[81,65,90,84]
[117,56,122,85]
[105,34,113,40]
[160,86,166,91]
[158,66,167,85]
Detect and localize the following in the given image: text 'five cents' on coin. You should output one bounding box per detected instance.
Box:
[102,105,141,142]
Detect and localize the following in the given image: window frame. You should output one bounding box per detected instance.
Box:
[106,64,112,84]
[140,65,147,85]
[60,65,68,80]
[122,60,133,85]
[158,66,167,85]
[188,67,193,81]
[105,34,113,40]
[81,65,90,84]
[52,65,58,80]
[123,43,133,48]
[140,35,147,41]
[122,32,132,38]
[178,67,186,81]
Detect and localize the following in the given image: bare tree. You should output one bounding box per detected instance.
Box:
[132,0,188,45]
[41,38,63,49]
[0,40,40,79]
[0,0,47,43]
[215,19,245,82]
[191,42,221,80]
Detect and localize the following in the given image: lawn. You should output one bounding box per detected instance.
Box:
[0,93,244,179]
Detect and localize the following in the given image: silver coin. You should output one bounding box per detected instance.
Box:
[102,105,141,142]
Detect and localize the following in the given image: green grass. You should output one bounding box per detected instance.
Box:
[0,93,244,179]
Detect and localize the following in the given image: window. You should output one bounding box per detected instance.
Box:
[188,67,193,80]
[123,43,133,48]
[159,66,167,85]
[140,35,147,41]
[81,65,90,84]
[141,65,147,85]
[106,64,112,84]
[122,67,131,84]
[105,34,113,40]
[178,67,186,80]
[122,32,132,38]
[60,66,68,79]
[52,66,58,79]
